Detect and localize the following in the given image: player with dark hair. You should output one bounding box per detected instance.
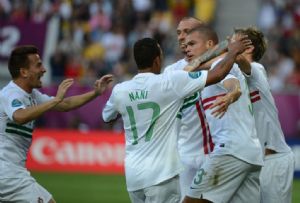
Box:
[164,18,230,200]
[102,36,251,203]
[0,45,113,203]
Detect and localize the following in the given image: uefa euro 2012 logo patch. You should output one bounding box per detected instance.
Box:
[188,71,202,79]
[11,99,22,107]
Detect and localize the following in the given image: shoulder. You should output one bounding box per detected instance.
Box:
[251,62,267,78]
[1,83,22,98]
[251,62,266,72]
[163,58,187,72]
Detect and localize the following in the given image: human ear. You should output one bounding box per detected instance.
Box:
[206,40,214,49]
[20,67,29,78]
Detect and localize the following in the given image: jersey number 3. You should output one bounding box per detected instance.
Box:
[126,102,160,145]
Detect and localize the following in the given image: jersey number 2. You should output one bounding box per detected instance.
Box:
[126,102,160,145]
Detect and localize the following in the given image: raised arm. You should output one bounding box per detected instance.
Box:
[54,74,113,111]
[12,79,74,125]
[13,75,113,125]
[205,34,251,86]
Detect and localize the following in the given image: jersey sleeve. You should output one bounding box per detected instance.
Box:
[102,87,119,122]
[167,70,208,98]
[249,63,270,90]
[0,92,26,121]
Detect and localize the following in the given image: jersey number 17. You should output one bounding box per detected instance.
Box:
[126,102,160,145]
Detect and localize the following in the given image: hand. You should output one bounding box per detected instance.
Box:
[227,34,252,55]
[209,94,233,118]
[94,74,114,96]
[56,78,74,102]
[236,53,247,64]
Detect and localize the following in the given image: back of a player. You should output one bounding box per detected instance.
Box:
[102,68,208,203]
[248,62,295,203]
[117,73,184,192]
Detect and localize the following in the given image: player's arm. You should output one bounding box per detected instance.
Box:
[205,34,251,86]
[54,74,113,111]
[13,79,74,125]
[184,40,228,72]
[209,78,241,118]
[236,54,251,75]
[102,88,119,123]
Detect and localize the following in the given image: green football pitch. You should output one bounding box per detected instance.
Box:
[32,172,300,203]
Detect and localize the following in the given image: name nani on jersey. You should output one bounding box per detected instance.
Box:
[129,90,148,102]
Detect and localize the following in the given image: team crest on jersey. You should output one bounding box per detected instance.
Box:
[11,99,22,107]
[188,71,202,79]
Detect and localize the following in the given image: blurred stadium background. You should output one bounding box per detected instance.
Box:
[0,0,299,202]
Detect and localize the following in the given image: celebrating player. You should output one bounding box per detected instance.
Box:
[183,26,263,203]
[102,36,251,203]
[235,27,295,203]
[0,45,113,203]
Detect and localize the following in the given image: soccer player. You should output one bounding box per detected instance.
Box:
[183,26,264,203]
[0,45,113,203]
[164,17,228,199]
[102,37,250,203]
[234,27,295,203]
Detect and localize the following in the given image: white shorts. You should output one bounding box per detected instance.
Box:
[179,155,207,201]
[260,151,295,203]
[128,175,181,203]
[0,175,52,203]
[187,154,261,203]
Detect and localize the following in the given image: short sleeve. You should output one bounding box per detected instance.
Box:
[0,92,26,121]
[249,63,270,91]
[166,70,208,98]
[102,86,119,122]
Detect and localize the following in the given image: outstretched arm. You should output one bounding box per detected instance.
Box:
[54,74,114,111]
[13,79,74,125]
[205,34,251,86]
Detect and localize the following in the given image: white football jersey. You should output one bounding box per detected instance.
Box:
[246,62,291,153]
[0,81,53,178]
[164,60,213,160]
[201,59,263,166]
[102,70,208,191]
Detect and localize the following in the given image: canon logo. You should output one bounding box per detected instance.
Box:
[31,136,125,166]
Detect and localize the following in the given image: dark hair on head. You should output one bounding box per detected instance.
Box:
[188,25,219,44]
[234,27,267,61]
[8,45,39,79]
[133,38,161,69]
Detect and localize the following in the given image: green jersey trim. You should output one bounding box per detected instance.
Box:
[7,123,33,133]
[5,129,32,138]
[5,123,33,138]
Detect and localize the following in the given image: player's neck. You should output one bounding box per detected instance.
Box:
[138,67,154,74]
[13,79,32,93]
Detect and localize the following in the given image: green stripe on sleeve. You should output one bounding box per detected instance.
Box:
[7,123,33,133]
[5,128,32,138]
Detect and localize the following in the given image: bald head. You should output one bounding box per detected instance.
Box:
[177,17,205,55]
